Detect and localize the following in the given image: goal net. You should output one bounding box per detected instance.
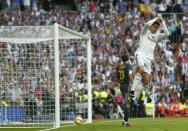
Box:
[0,24,92,129]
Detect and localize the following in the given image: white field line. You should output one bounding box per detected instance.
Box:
[61,119,122,128]
[39,127,58,131]
[38,118,188,131]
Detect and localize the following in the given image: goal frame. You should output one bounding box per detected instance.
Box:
[0,23,92,129]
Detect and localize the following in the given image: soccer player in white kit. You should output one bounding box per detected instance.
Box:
[129,16,170,103]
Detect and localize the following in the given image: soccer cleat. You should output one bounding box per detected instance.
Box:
[125,123,132,127]
[122,122,132,127]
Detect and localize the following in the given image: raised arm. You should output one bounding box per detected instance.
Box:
[141,17,159,35]
[157,19,170,42]
[161,19,170,36]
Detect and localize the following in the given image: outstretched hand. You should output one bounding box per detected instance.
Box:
[156,16,163,23]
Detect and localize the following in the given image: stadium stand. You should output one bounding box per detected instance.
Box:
[0,0,188,120]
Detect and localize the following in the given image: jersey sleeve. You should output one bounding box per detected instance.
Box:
[141,17,158,35]
[157,20,170,42]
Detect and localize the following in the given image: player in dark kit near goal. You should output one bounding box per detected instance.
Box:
[116,55,133,127]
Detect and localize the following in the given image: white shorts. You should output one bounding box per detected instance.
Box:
[136,55,152,74]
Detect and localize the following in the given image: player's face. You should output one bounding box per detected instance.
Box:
[150,24,160,34]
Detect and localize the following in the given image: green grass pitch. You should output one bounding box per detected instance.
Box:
[1,118,188,131]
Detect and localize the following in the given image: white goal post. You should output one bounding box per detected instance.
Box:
[0,23,92,129]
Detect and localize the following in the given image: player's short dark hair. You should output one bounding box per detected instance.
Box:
[122,55,129,62]
[152,21,160,27]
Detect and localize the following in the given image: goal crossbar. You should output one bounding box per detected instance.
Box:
[0,24,89,44]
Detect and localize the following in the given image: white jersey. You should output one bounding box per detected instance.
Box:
[135,30,159,60]
[135,17,169,61]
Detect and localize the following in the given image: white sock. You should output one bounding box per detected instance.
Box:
[131,73,142,91]
[134,84,144,99]
[131,73,142,98]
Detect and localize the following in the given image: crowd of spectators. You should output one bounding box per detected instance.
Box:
[0,0,188,120]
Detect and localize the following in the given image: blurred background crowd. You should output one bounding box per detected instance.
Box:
[0,0,188,120]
